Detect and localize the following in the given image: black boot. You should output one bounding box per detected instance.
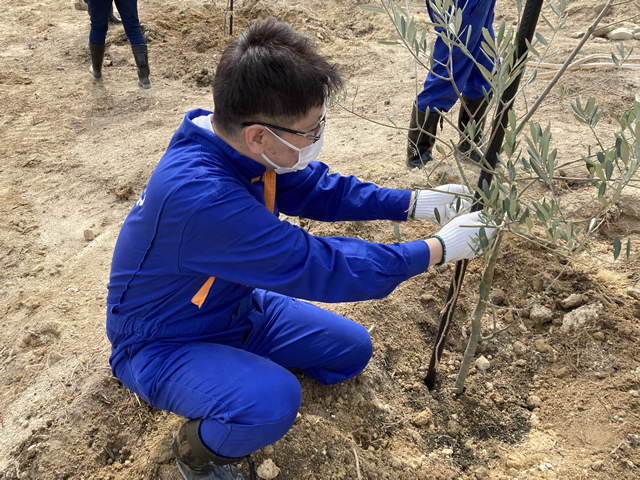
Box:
[172,419,255,480]
[456,94,491,163]
[89,44,105,80]
[108,3,122,24]
[406,103,441,169]
[131,44,151,89]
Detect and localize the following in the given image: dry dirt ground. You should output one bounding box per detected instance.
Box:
[2,0,640,479]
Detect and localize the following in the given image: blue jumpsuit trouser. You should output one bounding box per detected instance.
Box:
[88,0,146,46]
[108,290,373,458]
[417,0,496,112]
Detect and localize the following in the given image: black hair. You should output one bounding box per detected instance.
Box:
[212,17,343,136]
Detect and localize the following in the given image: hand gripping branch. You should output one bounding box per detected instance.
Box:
[424,0,545,390]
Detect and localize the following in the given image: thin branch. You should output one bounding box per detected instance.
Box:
[516,0,615,134]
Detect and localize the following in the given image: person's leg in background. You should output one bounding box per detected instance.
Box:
[86,0,111,80]
[113,0,151,88]
[108,1,122,24]
[456,0,497,163]
[407,0,496,168]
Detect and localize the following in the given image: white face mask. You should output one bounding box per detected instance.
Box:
[261,128,324,174]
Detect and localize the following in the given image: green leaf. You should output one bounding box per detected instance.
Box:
[605,159,613,180]
[478,227,489,249]
[434,208,441,224]
[613,237,622,260]
[535,32,548,46]
[106,444,115,460]
[525,216,533,231]
[626,239,632,261]
[503,197,511,218]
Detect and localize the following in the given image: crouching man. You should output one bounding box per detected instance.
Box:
[106,18,494,480]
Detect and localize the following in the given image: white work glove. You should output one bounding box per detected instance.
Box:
[411,184,472,224]
[432,211,496,264]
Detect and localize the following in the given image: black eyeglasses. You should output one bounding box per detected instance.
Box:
[241,111,326,143]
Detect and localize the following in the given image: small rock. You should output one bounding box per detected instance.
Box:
[534,338,552,353]
[593,37,608,44]
[84,229,95,241]
[635,32,640,40]
[256,458,280,480]
[627,287,640,300]
[475,466,489,479]
[561,293,584,309]
[442,448,453,455]
[569,31,585,39]
[492,392,504,404]
[115,185,135,200]
[530,304,553,326]
[491,288,506,306]
[591,459,604,471]
[513,340,527,356]
[528,394,542,408]
[412,408,433,427]
[446,419,461,437]
[475,355,490,371]
[592,331,605,341]
[391,456,403,469]
[263,445,275,456]
[630,390,639,398]
[530,412,541,426]
[607,28,634,40]
[561,303,603,332]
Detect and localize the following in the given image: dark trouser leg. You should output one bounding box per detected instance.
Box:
[406,103,441,169]
[108,3,122,24]
[456,94,491,163]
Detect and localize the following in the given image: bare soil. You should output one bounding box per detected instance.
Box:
[1,0,640,479]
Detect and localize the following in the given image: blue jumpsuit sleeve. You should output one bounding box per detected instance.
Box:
[274,162,412,222]
[178,183,430,303]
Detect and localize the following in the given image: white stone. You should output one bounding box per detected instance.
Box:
[561,303,603,332]
[530,304,553,326]
[607,28,634,41]
[561,293,583,309]
[475,355,490,371]
[256,458,281,480]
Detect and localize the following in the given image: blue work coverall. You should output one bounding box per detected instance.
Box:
[417,0,496,111]
[106,109,432,458]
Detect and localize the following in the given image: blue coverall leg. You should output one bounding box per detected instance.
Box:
[109,290,373,458]
[88,0,145,46]
[416,0,496,112]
